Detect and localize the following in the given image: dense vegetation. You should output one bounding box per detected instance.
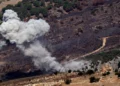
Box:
[85,49,120,63]
[0,0,81,20]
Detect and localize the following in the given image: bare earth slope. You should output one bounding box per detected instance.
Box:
[0,0,120,85]
[0,0,22,11]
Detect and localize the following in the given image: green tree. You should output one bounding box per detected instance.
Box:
[33,1,40,7]
[63,2,74,12]
[24,3,32,10]
[12,7,28,20]
[47,4,52,10]
[39,7,48,17]
[15,2,22,7]
[30,8,40,16]
[54,0,64,7]
[40,1,45,6]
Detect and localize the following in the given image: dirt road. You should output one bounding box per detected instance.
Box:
[70,35,120,61]
[0,0,22,11]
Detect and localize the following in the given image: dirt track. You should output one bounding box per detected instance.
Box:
[70,35,120,61]
[0,0,22,11]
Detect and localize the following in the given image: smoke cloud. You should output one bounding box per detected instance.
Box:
[0,10,50,44]
[63,60,92,71]
[3,9,20,21]
[0,9,93,72]
[18,41,64,71]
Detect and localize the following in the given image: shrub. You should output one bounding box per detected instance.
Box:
[117,73,120,78]
[78,71,83,76]
[30,8,40,16]
[75,2,82,10]
[115,69,118,75]
[33,1,45,7]
[86,70,95,75]
[89,76,100,83]
[54,71,58,75]
[47,4,52,10]
[63,2,74,12]
[39,7,48,17]
[13,7,28,20]
[33,1,40,7]
[40,1,45,6]
[54,0,64,7]
[15,2,22,7]
[91,8,98,16]
[96,25,103,30]
[118,62,120,68]
[24,3,32,10]
[64,78,72,85]
[68,70,72,73]
[102,71,110,76]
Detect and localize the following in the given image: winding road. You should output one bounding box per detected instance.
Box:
[70,35,120,61]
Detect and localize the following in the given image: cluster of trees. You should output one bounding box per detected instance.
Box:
[1,0,83,20]
[1,0,48,20]
[67,69,95,76]
[50,0,81,12]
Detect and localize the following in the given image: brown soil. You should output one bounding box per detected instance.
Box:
[0,0,22,11]
[0,65,120,86]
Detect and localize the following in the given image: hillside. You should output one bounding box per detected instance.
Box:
[0,63,120,86]
[0,0,119,85]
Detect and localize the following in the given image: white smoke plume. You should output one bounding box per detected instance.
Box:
[18,41,64,71]
[3,9,20,21]
[0,9,93,72]
[63,60,92,71]
[0,40,6,49]
[0,10,50,44]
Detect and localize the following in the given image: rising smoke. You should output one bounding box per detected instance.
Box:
[0,10,50,44]
[0,40,6,49]
[0,9,93,72]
